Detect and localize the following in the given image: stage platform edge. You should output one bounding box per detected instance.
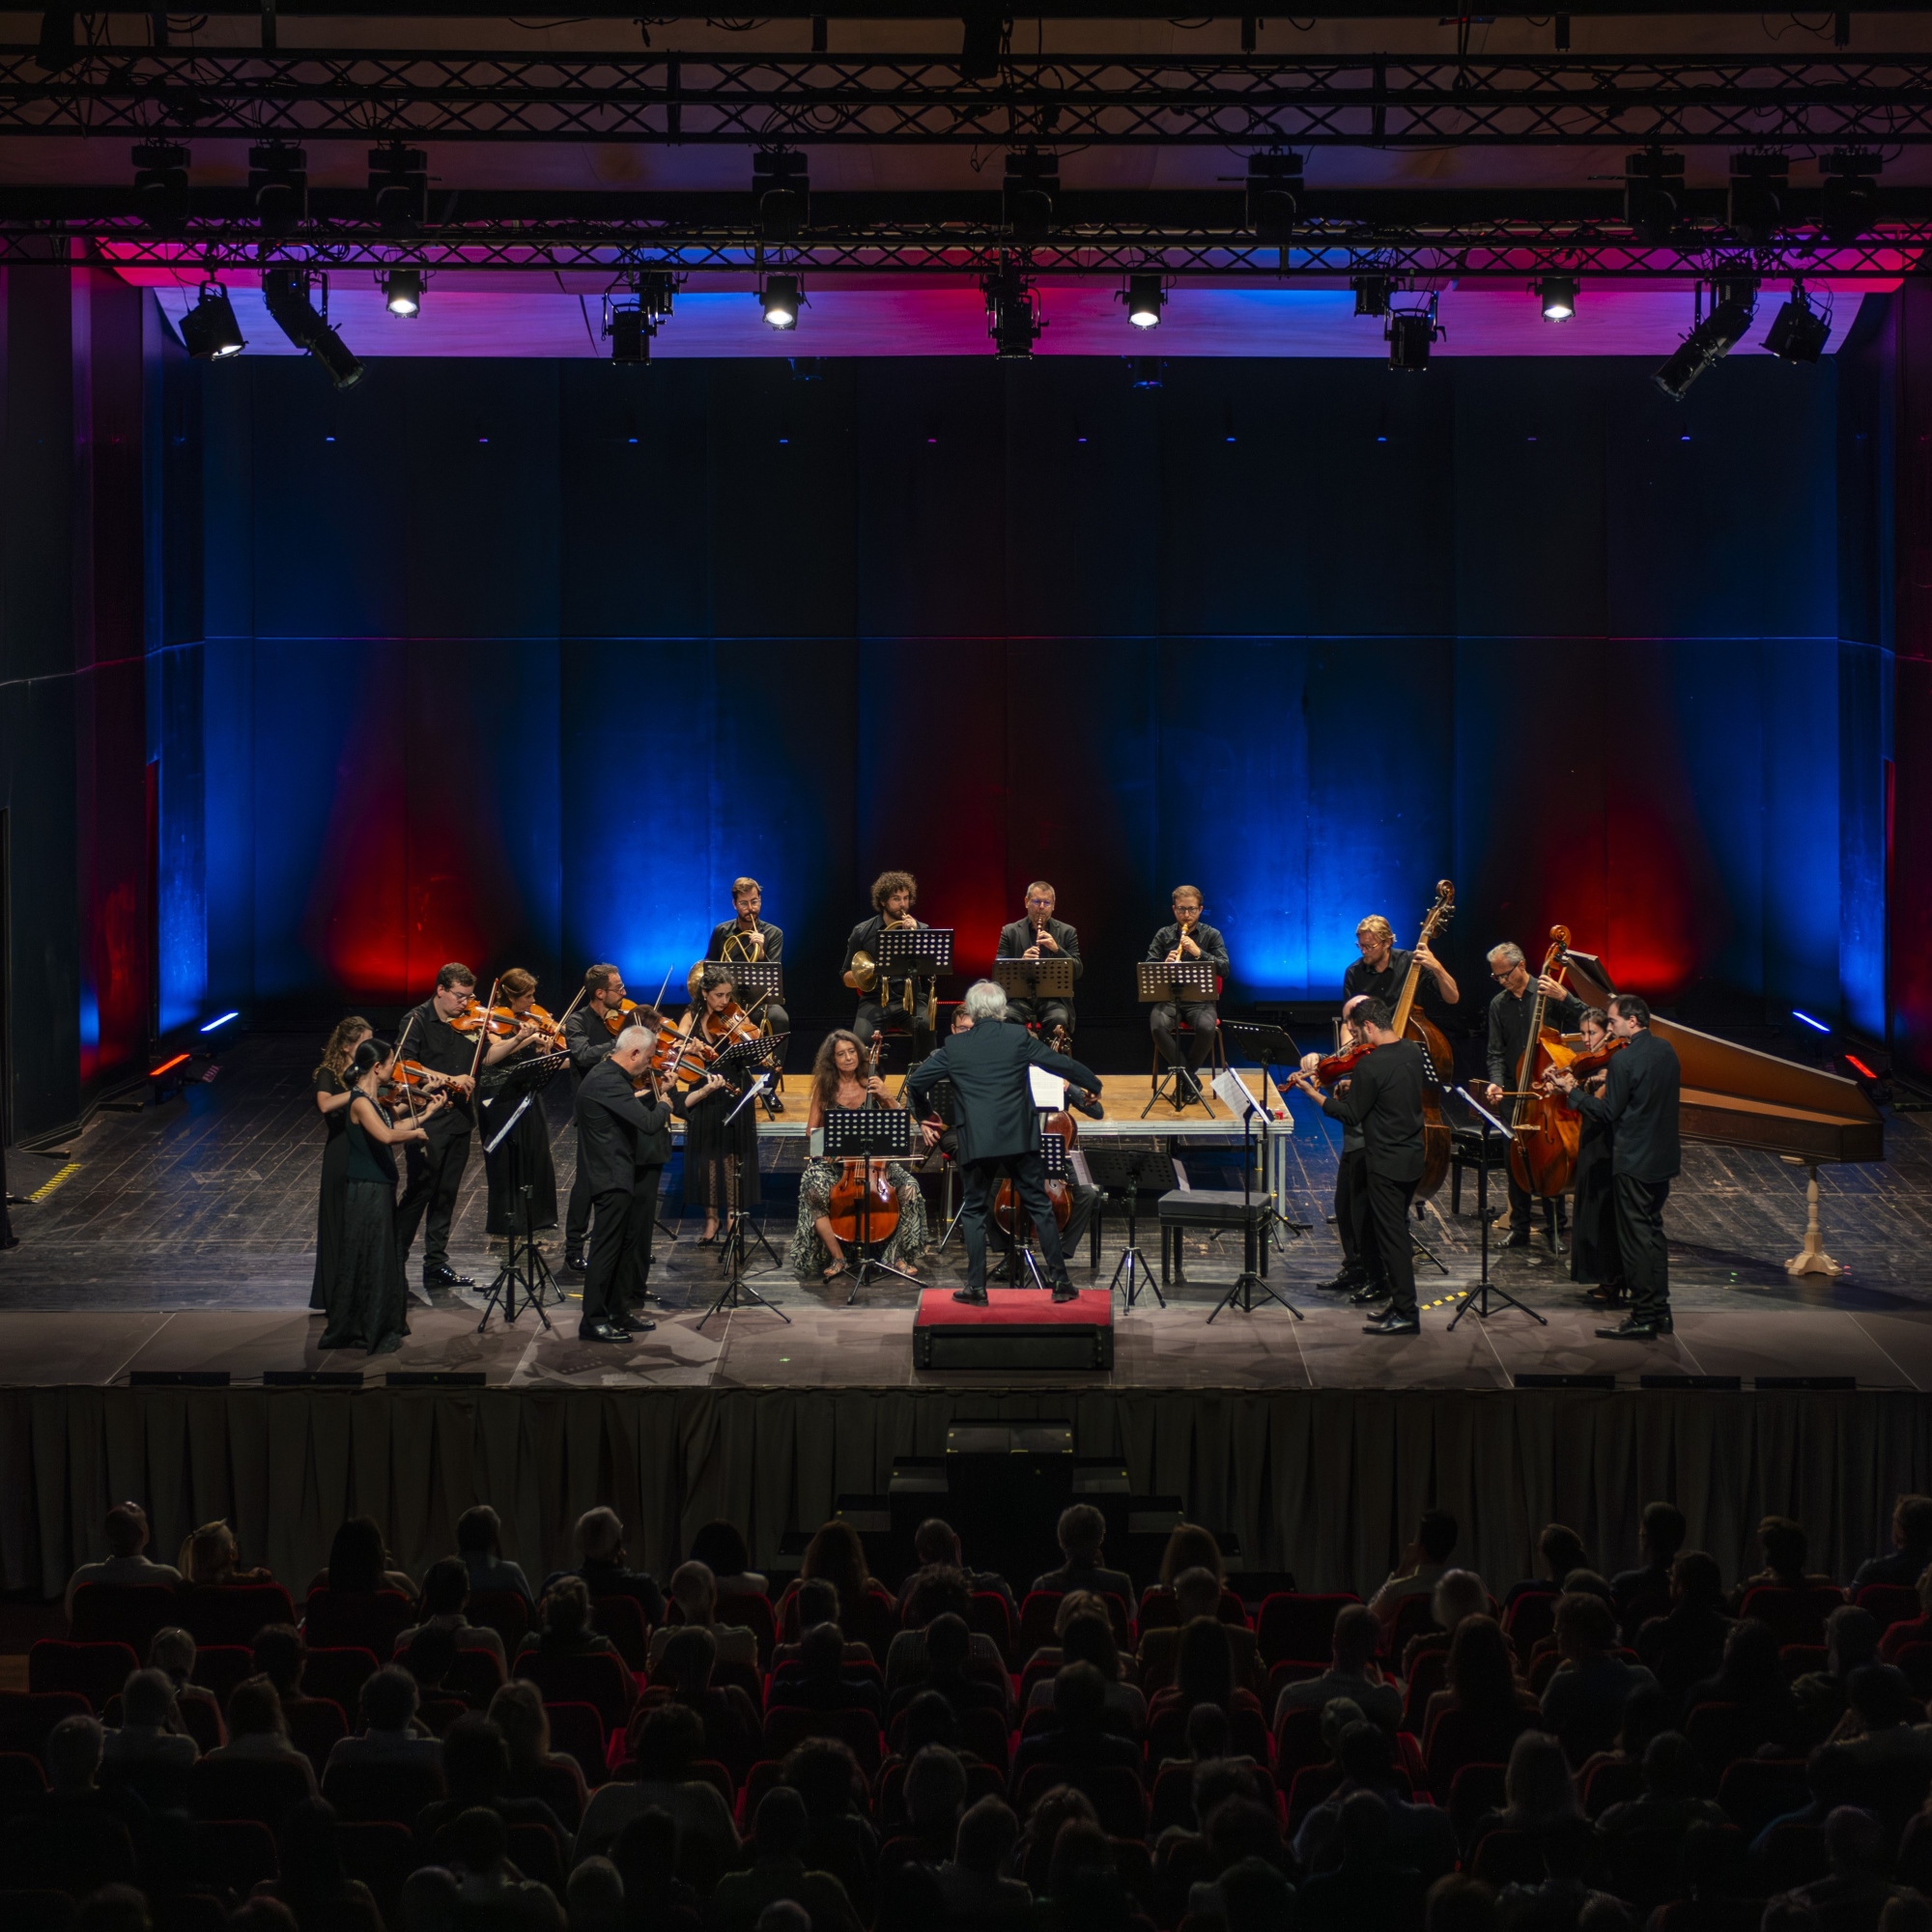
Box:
[912,1288,1115,1371]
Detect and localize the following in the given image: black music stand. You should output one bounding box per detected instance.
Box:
[724,961,788,1108]
[993,956,1076,1029]
[877,926,952,1060]
[1138,960,1219,1117]
[822,1106,921,1302]
[1082,1143,1165,1309]
[696,1061,790,1328]
[1445,1086,1546,1330]
[714,1035,782,1269]
[475,1052,571,1333]
[989,1124,1069,1291]
[1205,1073,1303,1323]
[1218,1022,1316,1251]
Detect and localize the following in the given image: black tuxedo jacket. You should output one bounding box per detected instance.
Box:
[574,1059,646,1196]
[995,917,1084,982]
[1321,1038,1427,1182]
[634,1094,673,1169]
[1570,1029,1681,1182]
[905,1024,1099,1164]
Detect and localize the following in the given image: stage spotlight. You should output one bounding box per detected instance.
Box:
[761,273,802,330]
[1540,274,1577,322]
[753,149,809,242]
[1624,148,1686,245]
[381,268,423,317]
[1352,274,1390,318]
[1764,281,1833,363]
[1821,150,1882,245]
[1004,148,1059,242]
[1245,150,1304,242]
[368,144,429,238]
[1385,297,1440,372]
[1651,276,1757,401]
[1728,151,1789,246]
[247,143,307,239]
[983,261,1042,360]
[178,281,245,360]
[261,269,364,389]
[960,7,1003,80]
[131,140,190,235]
[607,270,675,365]
[610,308,652,364]
[1122,273,1165,329]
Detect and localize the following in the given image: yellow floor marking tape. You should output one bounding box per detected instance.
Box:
[27,1163,78,1203]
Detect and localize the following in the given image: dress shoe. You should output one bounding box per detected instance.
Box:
[1582,1284,1628,1309]
[1363,1308,1421,1336]
[1051,1283,1079,1304]
[422,1264,474,1289]
[1503,1230,1531,1250]
[578,1321,625,1344]
[952,1288,989,1306]
[563,1253,588,1275]
[1350,1277,1391,1306]
[611,1313,656,1335]
[1596,1315,1672,1340]
[1315,1269,1366,1295]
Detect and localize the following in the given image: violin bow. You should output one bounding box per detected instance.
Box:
[467,977,500,1083]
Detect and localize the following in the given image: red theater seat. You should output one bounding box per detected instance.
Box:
[27,1641,139,1712]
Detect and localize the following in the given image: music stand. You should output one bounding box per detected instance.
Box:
[989,1124,1069,1291]
[1205,1073,1303,1323]
[716,1035,782,1267]
[820,1106,920,1302]
[1445,1086,1546,1330]
[993,955,1075,1025]
[1082,1143,1165,1309]
[1218,1022,1315,1250]
[475,1052,570,1333]
[696,1063,790,1328]
[1138,960,1218,1117]
[877,927,952,1058]
[724,961,788,1105]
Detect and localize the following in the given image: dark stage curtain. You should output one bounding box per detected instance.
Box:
[2,1386,1926,1601]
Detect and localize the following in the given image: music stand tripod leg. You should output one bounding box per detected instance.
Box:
[696,1156,791,1329]
[1444,1130,1547,1330]
[1104,1158,1162,1310]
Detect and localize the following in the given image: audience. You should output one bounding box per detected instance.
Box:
[1683,1616,1803,1753]
[147,1624,226,1747]
[0,1714,144,1893]
[689,1520,771,1608]
[1401,1569,1489,1679]
[1009,1662,1144,1785]
[310,1517,416,1598]
[1858,1496,1932,1592]
[1139,1567,1264,1696]
[1275,1602,1404,1732]
[413,1714,570,1854]
[781,1619,888,1723]
[544,1508,666,1625]
[1031,1504,1135,1605]
[207,1673,321,1793]
[1608,1500,1686,1623]
[65,1503,184,1615]
[789,1521,877,1627]
[516,1577,621,1666]
[396,1557,511,1671]
[1732,1514,1838,1609]
[1422,1614,1537,1749]
[1880,1565,1932,1663]
[1794,1605,1915,1747]
[608,1807,702,1932]
[1634,1549,1734,1710]
[457,1504,536,1605]
[578,1704,738,1873]
[488,1680,588,1830]
[1027,1609,1145,1736]
[1368,1509,1460,1631]
[938,1794,1031,1924]
[1593,1730,1728,1838]
[324,1666,444,1773]
[1503,1524,1591,1608]
[1537,1591,1657,1765]
[711,1787,861,1932]
[658,1625,761,1778]
[101,1666,199,1784]
[894,1517,1014,1614]
[177,1520,273,1588]
[646,1561,758,1671]
[256,1796,384,1932]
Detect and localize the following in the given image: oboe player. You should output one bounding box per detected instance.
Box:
[995,882,1083,1040]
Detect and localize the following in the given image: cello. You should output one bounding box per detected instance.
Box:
[1389,880,1458,1200]
[1506,925,1583,1203]
[825,1036,901,1253]
[994,1095,1078,1236]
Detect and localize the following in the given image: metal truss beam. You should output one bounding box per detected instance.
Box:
[5,45,1932,145]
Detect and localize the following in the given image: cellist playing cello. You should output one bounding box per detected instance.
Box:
[1478,941,1584,1247]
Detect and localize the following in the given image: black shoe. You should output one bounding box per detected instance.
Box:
[563,1253,588,1274]
[952,1288,989,1306]
[1503,1230,1531,1250]
[1051,1283,1079,1303]
[1596,1315,1672,1340]
[423,1264,474,1289]
[1363,1308,1421,1335]
[1350,1277,1391,1306]
[611,1314,656,1335]
[1582,1284,1628,1308]
[1316,1269,1366,1295]
[578,1321,625,1344]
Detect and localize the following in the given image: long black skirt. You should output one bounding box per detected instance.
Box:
[319,1179,412,1354]
[482,1094,558,1236]
[1570,1133,1624,1288]
[310,1126,350,1312]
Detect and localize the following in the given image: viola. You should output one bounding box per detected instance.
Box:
[827,1037,902,1248]
[481,1002,563,1045]
[1315,1038,1376,1083]
[600,997,644,1038]
[649,1018,717,1089]
[1562,1036,1627,1082]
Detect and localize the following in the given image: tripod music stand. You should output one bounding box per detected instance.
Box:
[1218,1022,1316,1251]
[1445,1086,1547,1330]
[724,961,787,1108]
[475,1052,570,1333]
[712,1036,782,1269]
[993,956,1076,1030]
[876,926,953,1062]
[1082,1143,1164,1309]
[1138,960,1219,1117]
[1205,1073,1303,1323]
[697,1067,790,1329]
[821,1106,921,1302]
[988,1124,1070,1291]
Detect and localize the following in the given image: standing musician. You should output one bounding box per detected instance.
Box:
[621,1028,680,1313]
[707,877,790,1107]
[1289,997,1427,1336]
[787,1031,932,1286]
[1478,941,1583,1247]
[1560,1007,1626,1311]
[1307,995,1387,1305]
[1344,914,1461,1009]
[681,963,765,1243]
[475,968,561,1250]
[845,870,937,1063]
[905,980,1101,1306]
[562,963,630,1274]
[571,1025,660,1344]
[1146,885,1230,1106]
[1548,994,1680,1342]
[392,962,506,1291]
[996,881,1083,1039]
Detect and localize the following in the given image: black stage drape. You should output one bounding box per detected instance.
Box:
[3,1385,1925,1601]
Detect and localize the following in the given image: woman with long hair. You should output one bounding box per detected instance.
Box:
[320,1037,445,1354]
[310,1014,373,1313]
[679,963,763,1244]
[475,966,560,1246]
[787,1028,931,1285]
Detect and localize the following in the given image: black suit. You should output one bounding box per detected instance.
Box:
[620,1092,675,1304]
[845,914,935,1061]
[562,1004,622,1257]
[573,1059,646,1330]
[1321,1039,1427,1320]
[995,916,1084,1037]
[1146,920,1230,1082]
[1488,981,1585,1233]
[1568,1029,1680,1322]
[905,1024,1100,1293]
[706,920,789,1057]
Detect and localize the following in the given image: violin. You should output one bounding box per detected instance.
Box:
[479,1002,563,1046]
[601,997,645,1038]
[1314,1038,1376,1083]
[447,998,493,1036]
[649,1018,718,1090]
[1561,1036,1627,1083]
[700,1000,763,1051]
[379,1059,449,1107]
[826,1036,901,1249]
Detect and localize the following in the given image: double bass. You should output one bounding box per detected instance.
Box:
[1391,880,1458,1200]
[1506,925,1582,1202]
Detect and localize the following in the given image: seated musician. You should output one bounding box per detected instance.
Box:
[707,876,789,1106]
[1146,884,1230,1106]
[788,1031,932,1285]
[996,880,1083,1039]
[1479,941,1583,1247]
[844,870,935,1062]
[1345,914,1461,1009]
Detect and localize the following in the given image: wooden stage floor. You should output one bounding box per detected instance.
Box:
[6,1034,1932,1394]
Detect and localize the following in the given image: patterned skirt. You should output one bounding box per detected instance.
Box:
[787,1155,931,1276]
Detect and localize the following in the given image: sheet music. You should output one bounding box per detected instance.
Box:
[1029,1066,1067,1110]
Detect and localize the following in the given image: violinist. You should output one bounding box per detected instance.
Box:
[1345,914,1461,1009]
[572,1024,662,1344]
[393,963,489,1291]
[1558,1007,1626,1311]
[310,1014,374,1317]
[787,1031,932,1286]
[708,878,791,1105]
[682,964,764,1243]
[562,963,628,1273]
[476,968,561,1251]
[1146,885,1230,1107]
[996,881,1083,1038]
[1479,941,1584,1248]
[1307,996,1387,1305]
[845,870,936,1062]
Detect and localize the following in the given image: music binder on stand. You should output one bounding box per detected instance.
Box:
[821,1105,921,1304]
[993,955,1076,1019]
[474,1051,571,1333]
[1204,1069,1304,1324]
[875,927,952,1061]
[723,960,787,1109]
[696,1046,790,1329]
[1445,1086,1547,1330]
[1137,960,1219,1117]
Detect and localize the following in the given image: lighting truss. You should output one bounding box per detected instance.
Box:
[8,47,1932,146]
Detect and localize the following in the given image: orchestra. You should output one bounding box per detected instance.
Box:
[305,870,1669,1336]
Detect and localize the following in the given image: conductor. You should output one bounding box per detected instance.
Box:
[905,980,1102,1307]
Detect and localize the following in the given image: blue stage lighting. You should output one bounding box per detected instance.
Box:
[1792,1009,1831,1034]
[200,1010,241,1034]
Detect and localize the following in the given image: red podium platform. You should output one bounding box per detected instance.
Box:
[912,1288,1114,1372]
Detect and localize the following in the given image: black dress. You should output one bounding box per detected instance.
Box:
[478,1045,559,1237]
[310,1067,352,1312]
[320,1098,411,1354]
[1570,1092,1624,1290]
[678,1036,761,1218]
